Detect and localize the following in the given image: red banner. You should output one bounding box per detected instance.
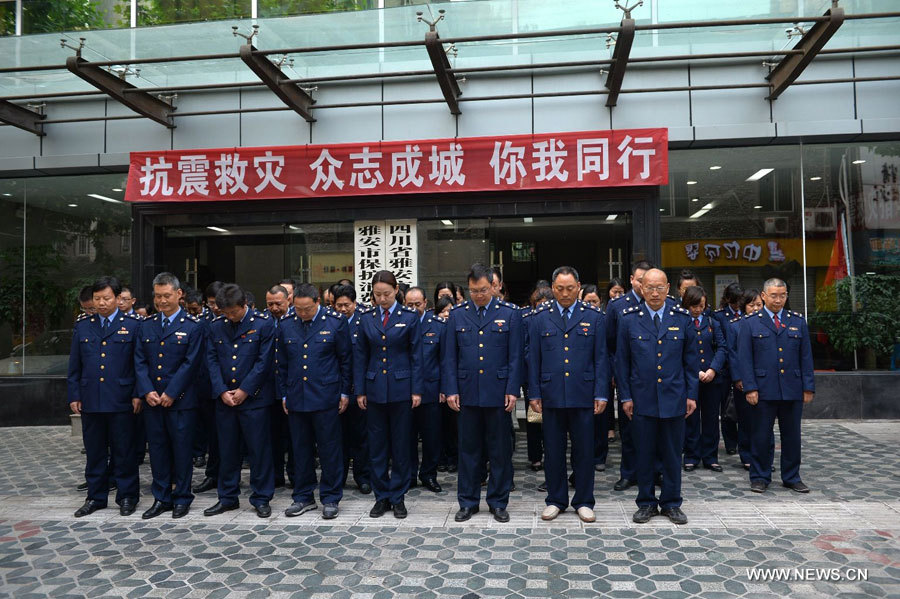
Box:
[125,128,668,202]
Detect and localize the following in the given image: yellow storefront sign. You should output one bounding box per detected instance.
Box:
[661,238,833,268]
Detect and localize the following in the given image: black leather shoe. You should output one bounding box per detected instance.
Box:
[568,474,576,488]
[783,481,810,493]
[489,507,510,523]
[454,506,479,522]
[109,482,117,491]
[77,481,89,492]
[594,463,606,472]
[654,473,663,487]
[193,456,206,468]
[142,500,173,519]
[392,500,408,519]
[172,504,190,519]
[726,447,738,455]
[369,499,391,518]
[447,464,458,473]
[119,498,138,517]
[192,477,217,493]
[632,505,659,524]
[274,478,286,488]
[704,463,724,473]
[421,478,442,493]
[614,478,636,491]
[537,482,547,493]
[750,481,767,493]
[74,500,105,518]
[203,501,239,516]
[410,479,419,488]
[359,482,372,495]
[683,464,696,472]
[743,464,751,471]
[285,501,317,517]
[661,507,688,525]
[437,463,448,472]
[255,503,272,518]
[530,461,543,472]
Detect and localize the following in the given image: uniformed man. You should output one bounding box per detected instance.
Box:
[333,284,372,494]
[443,263,523,523]
[134,273,205,519]
[117,285,138,316]
[264,284,292,488]
[204,284,276,518]
[605,260,653,492]
[67,276,141,517]
[738,278,814,494]
[527,266,608,523]
[405,286,445,493]
[276,283,352,519]
[353,270,423,519]
[680,286,728,473]
[616,268,698,525]
[78,285,96,317]
[192,281,224,494]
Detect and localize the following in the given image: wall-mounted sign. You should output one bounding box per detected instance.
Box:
[125,129,668,202]
[662,238,833,268]
[354,220,417,303]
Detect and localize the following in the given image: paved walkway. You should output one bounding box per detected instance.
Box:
[0,421,898,598]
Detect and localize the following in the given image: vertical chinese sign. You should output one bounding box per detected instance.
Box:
[353,220,418,303]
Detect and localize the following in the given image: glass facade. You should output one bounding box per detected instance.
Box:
[1,142,898,377]
[0,174,130,376]
[660,142,900,372]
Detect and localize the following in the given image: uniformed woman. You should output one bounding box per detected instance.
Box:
[353,270,424,519]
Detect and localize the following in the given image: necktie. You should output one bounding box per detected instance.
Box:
[101,318,109,333]
[478,307,485,320]
[653,313,661,332]
[694,317,701,329]
[382,309,390,328]
[563,308,569,325]
[773,313,782,329]
[162,318,169,330]
[303,319,311,332]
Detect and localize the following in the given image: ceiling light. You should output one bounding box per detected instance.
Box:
[288,225,301,231]
[523,217,533,223]
[68,203,78,207]
[659,208,666,212]
[709,165,722,170]
[809,176,822,181]
[441,219,453,226]
[207,226,228,233]
[852,159,865,165]
[702,202,714,210]
[690,209,709,219]
[1,193,11,197]
[746,168,774,181]
[686,180,697,185]
[753,205,763,209]
[605,214,617,221]
[87,193,122,204]
[691,198,699,202]
[111,188,123,192]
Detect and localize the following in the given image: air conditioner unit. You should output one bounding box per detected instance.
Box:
[804,207,836,232]
[764,216,790,235]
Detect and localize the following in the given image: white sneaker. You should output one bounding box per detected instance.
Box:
[576,507,596,523]
[541,505,561,521]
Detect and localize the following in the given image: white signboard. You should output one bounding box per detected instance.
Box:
[354,219,418,303]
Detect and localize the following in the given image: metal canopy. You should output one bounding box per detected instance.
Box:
[605,17,635,108]
[424,30,462,115]
[239,44,316,122]
[0,100,46,135]
[65,56,175,127]
[767,7,846,100]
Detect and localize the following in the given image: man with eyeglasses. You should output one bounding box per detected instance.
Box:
[737,278,814,495]
[443,263,523,523]
[615,268,698,525]
[405,286,445,493]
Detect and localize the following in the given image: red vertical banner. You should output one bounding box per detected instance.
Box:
[126,128,668,202]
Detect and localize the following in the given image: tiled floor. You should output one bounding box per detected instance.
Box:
[0,421,898,598]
